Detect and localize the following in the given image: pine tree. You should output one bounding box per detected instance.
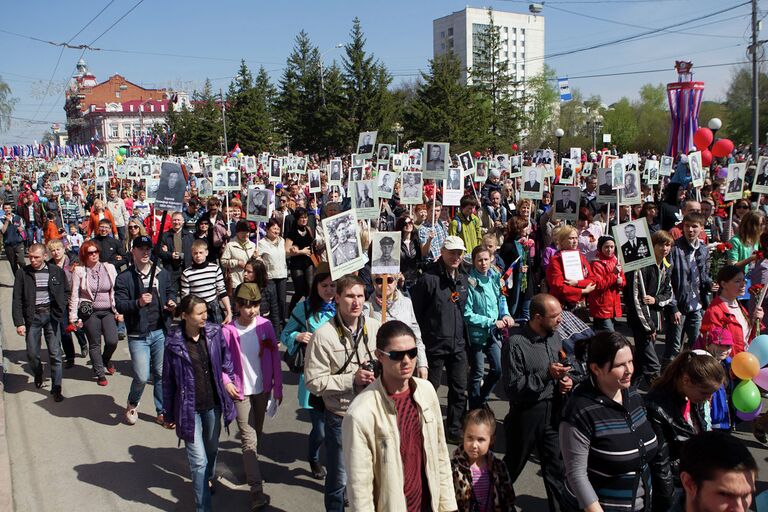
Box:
[469,8,524,152]
[403,52,490,152]
[318,62,352,155]
[226,60,277,154]
[192,79,224,154]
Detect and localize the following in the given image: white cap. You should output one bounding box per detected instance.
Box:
[443,236,466,252]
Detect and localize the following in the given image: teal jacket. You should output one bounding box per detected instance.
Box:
[280,299,336,409]
[463,267,508,346]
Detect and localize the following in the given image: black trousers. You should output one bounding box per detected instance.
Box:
[5,243,24,277]
[427,349,467,438]
[504,400,571,512]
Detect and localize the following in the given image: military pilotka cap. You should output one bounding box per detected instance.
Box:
[380,236,395,246]
[235,283,261,302]
[133,235,153,249]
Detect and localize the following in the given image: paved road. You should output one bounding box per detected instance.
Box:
[2,258,768,511]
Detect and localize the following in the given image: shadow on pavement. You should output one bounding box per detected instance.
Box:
[515,494,549,511]
[34,393,122,426]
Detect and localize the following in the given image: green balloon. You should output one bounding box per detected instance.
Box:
[733,380,762,413]
[119,147,127,156]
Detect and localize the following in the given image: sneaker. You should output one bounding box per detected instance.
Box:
[97,376,108,386]
[105,364,116,375]
[51,387,64,402]
[250,491,270,510]
[125,404,138,425]
[80,347,88,358]
[64,359,75,369]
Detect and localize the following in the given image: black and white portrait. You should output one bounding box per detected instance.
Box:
[623,170,640,199]
[269,158,281,181]
[689,152,703,186]
[496,154,509,171]
[424,142,449,179]
[323,210,365,279]
[521,167,543,200]
[145,177,160,203]
[227,169,240,190]
[613,219,654,272]
[329,159,342,183]
[245,156,256,172]
[356,131,378,159]
[154,162,187,212]
[400,172,422,204]
[510,155,522,177]
[377,171,395,198]
[247,188,271,221]
[198,178,213,197]
[659,155,674,176]
[213,170,228,191]
[611,160,625,190]
[554,186,579,216]
[371,231,401,275]
[212,156,224,171]
[352,153,366,167]
[475,161,488,181]
[755,156,768,192]
[377,144,391,162]
[308,169,321,192]
[350,166,363,182]
[725,163,746,201]
[560,158,576,184]
[459,151,474,173]
[354,181,375,209]
[446,167,462,190]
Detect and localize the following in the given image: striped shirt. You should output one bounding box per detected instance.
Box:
[180,262,226,303]
[33,268,49,305]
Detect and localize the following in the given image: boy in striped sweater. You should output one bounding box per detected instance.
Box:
[180,239,232,324]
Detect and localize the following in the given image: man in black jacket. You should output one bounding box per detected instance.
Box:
[158,211,194,293]
[115,235,176,426]
[93,218,128,269]
[12,243,67,401]
[410,235,469,442]
[502,293,578,512]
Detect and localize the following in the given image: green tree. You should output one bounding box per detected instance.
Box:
[0,77,16,131]
[342,17,394,144]
[523,65,558,148]
[317,62,352,155]
[276,30,324,153]
[469,8,524,152]
[227,61,278,154]
[724,67,768,146]
[633,83,667,152]
[403,52,490,152]
[603,98,639,151]
[192,79,224,154]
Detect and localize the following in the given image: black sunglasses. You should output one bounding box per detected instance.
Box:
[378,347,418,361]
[375,277,395,285]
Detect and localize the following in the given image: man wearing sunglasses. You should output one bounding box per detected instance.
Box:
[342,320,457,511]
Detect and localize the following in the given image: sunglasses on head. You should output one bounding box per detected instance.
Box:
[378,347,418,361]
[375,277,395,285]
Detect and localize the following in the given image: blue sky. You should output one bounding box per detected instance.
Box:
[0,0,756,145]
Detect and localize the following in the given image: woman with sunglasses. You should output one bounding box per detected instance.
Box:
[124,218,147,253]
[397,214,423,291]
[363,273,428,380]
[726,199,752,242]
[69,240,122,386]
[280,266,336,480]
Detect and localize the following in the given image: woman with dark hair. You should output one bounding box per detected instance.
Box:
[280,265,336,479]
[243,257,282,336]
[285,207,315,314]
[205,197,229,260]
[561,332,673,511]
[701,264,764,356]
[500,215,533,321]
[640,202,660,234]
[726,210,763,270]
[256,218,287,325]
[163,294,237,512]
[644,350,725,482]
[396,213,422,291]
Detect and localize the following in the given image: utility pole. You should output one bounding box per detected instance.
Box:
[751,0,760,165]
[220,88,228,155]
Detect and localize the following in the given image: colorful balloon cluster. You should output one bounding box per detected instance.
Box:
[115,147,128,164]
[692,127,734,167]
[732,335,768,420]
[230,143,242,158]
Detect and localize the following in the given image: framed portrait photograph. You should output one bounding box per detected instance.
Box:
[323,210,365,280]
[356,131,378,160]
[377,161,390,173]
[725,163,747,201]
[443,168,464,206]
[509,155,522,178]
[581,162,593,177]
[474,160,488,183]
[659,155,674,176]
[458,151,475,174]
[351,180,378,220]
[211,156,224,172]
[308,168,322,193]
[245,156,256,173]
[400,172,423,205]
[392,153,405,172]
[553,185,581,222]
[145,177,160,204]
[559,158,576,185]
[329,159,343,185]
[613,218,655,272]
[197,178,213,198]
[644,159,659,185]
[349,166,364,182]
[371,231,401,275]
[753,156,768,194]
[619,168,642,206]
[496,154,509,172]
[408,148,422,171]
[377,144,392,162]
[351,153,366,167]
[597,167,617,205]
[212,170,228,191]
[532,148,551,166]
[611,160,625,190]
[154,162,187,212]
[601,153,618,170]
[268,158,282,183]
[570,147,581,162]
[377,170,396,199]
[520,166,544,200]
[296,157,307,174]
[688,151,704,188]
[246,188,272,222]
[423,142,450,181]
[225,168,241,191]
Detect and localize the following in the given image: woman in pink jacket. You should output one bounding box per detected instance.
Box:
[221,282,282,510]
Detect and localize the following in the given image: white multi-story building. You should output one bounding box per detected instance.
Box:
[433,7,545,99]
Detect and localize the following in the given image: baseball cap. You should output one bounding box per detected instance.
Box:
[235,282,262,303]
[443,236,466,252]
[133,235,152,249]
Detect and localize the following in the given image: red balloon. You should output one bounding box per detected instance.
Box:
[693,127,713,151]
[711,138,735,158]
[512,143,519,151]
[701,149,712,167]
[474,151,481,158]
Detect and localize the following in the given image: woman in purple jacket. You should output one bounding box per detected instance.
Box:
[163,295,237,512]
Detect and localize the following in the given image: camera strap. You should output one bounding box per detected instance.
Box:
[333,315,370,375]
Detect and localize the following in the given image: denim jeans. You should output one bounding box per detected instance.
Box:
[593,318,615,332]
[185,407,222,512]
[324,410,346,512]
[26,309,62,389]
[663,309,703,365]
[127,329,165,414]
[468,340,502,410]
[308,407,326,464]
[25,222,41,245]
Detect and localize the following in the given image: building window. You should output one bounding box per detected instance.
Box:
[441,43,445,50]
[115,91,120,98]
[448,27,453,36]
[441,31,445,38]
[123,124,131,138]
[110,124,118,139]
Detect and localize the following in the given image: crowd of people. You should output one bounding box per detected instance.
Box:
[2,144,766,512]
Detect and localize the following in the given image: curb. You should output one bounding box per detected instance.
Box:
[0,324,14,511]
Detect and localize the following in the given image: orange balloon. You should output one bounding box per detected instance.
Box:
[732,352,760,380]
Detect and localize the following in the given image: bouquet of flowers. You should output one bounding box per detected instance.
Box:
[748,283,766,340]
[710,241,732,282]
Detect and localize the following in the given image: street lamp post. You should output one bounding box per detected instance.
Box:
[555,128,564,158]
[319,43,343,107]
[394,123,403,153]
[587,114,604,152]
[707,118,723,170]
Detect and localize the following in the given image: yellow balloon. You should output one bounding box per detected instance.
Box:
[115,155,123,164]
[732,351,760,380]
